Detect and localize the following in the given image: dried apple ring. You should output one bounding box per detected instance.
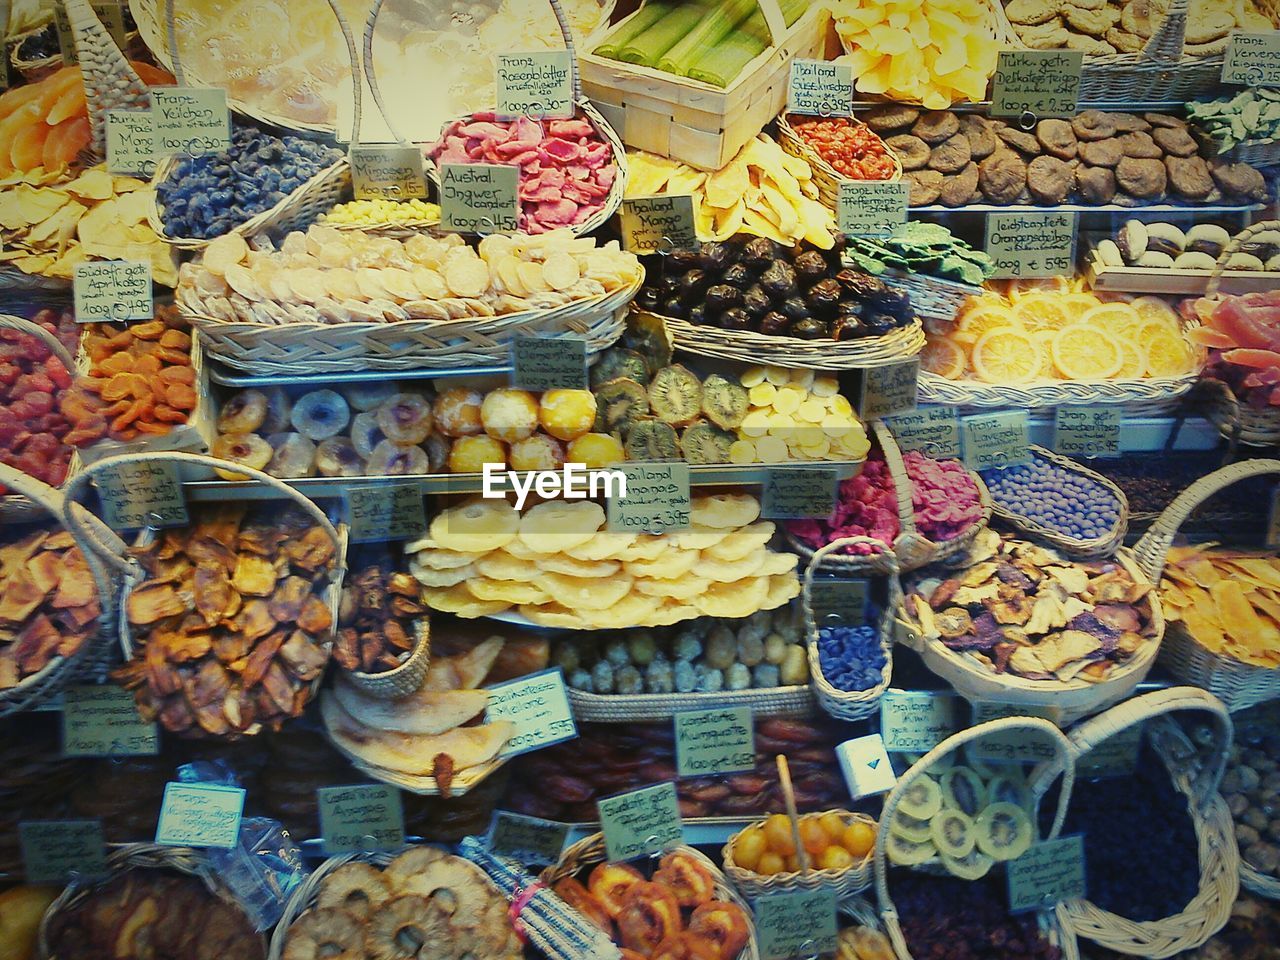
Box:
[617,881,681,955]
[587,862,644,919]
[654,851,717,908]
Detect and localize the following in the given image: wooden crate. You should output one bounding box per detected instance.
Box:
[580,2,836,171]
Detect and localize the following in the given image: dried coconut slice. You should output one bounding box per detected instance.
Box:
[444,257,491,298]
[543,252,581,291]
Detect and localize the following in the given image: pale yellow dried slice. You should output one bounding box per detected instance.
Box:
[203,233,249,276]
[565,532,637,561]
[475,552,541,582]
[411,267,449,300]
[517,260,550,294]
[411,546,487,570]
[699,551,767,583]
[536,554,621,578]
[542,252,581,291]
[695,577,769,618]
[467,577,551,605]
[691,493,761,529]
[647,602,701,626]
[356,269,392,301]
[380,267,420,302]
[533,571,633,610]
[288,267,328,305]
[671,526,730,551]
[757,551,799,577]
[324,267,362,302]
[430,499,520,552]
[444,257,491,298]
[761,571,801,609]
[703,522,776,562]
[267,269,298,303]
[224,262,265,301]
[315,241,354,269]
[497,256,527,296]
[581,593,661,628]
[517,501,605,553]
[422,584,510,617]
[623,550,699,580]
[614,536,669,562]
[408,560,476,587]
[519,603,588,629]
[634,576,713,601]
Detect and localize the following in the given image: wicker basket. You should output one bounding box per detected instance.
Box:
[60,451,346,735]
[0,465,114,717]
[9,22,60,83]
[649,311,925,372]
[542,836,760,960]
[63,0,152,161]
[880,271,984,326]
[991,0,1277,103]
[344,617,431,699]
[1035,686,1238,958]
[38,842,268,958]
[984,445,1129,560]
[723,809,877,900]
[0,270,72,294]
[874,717,1080,960]
[1132,459,1280,712]
[776,114,903,210]
[785,421,991,575]
[803,536,899,722]
[179,273,639,376]
[897,543,1165,726]
[567,677,815,723]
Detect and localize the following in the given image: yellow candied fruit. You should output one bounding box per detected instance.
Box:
[566,432,625,469]
[772,385,805,415]
[741,410,771,439]
[321,198,442,226]
[756,436,790,463]
[748,382,777,406]
[728,439,757,464]
[433,387,485,438]
[481,388,539,443]
[797,398,827,423]
[764,366,790,386]
[828,395,855,418]
[509,433,566,471]
[538,389,597,442]
[449,434,507,473]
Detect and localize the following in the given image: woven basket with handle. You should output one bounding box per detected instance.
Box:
[874,717,1080,960]
[723,808,877,900]
[991,0,1277,103]
[1030,687,1238,958]
[984,445,1129,560]
[0,464,115,716]
[541,836,760,960]
[803,535,899,723]
[567,673,816,723]
[38,842,268,958]
[785,421,991,574]
[60,452,346,737]
[344,617,431,699]
[1194,220,1280,448]
[1132,458,1280,712]
[775,114,903,210]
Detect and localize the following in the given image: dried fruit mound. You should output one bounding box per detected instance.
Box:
[0,307,76,492]
[1060,744,1200,922]
[1188,290,1280,407]
[895,871,1062,960]
[787,451,981,555]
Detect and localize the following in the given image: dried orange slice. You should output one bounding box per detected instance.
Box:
[1113,338,1147,379]
[1058,293,1101,320]
[1007,276,1071,300]
[920,337,967,379]
[972,327,1040,384]
[1130,296,1181,327]
[955,303,1021,345]
[1080,302,1139,334]
[1144,330,1195,377]
[1051,324,1123,380]
[1011,294,1071,332]
[1031,330,1056,380]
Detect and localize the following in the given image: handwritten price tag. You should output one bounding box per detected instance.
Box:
[1008,835,1087,913]
[439,163,520,234]
[859,360,919,420]
[74,260,153,323]
[839,181,909,236]
[756,889,839,960]
[94,460,188,532]
[512,335,588,391]
[880,690,960,753]
[761,467,839,520]
[885,406,961,459]
[787,59,853,117]
[20,820,108,885]
[808,578,870,627]
[968,702,1063,764]
[1223,33,1280,87]
[496,51,574,119]
[674,706,755,778]
[349,144,427,200]
[598,782,682,862]
[620,195,698,255]
[105,110,156,176]
[489,811,570,865]
[991,50,1083,119]
[485,668,578,758]
[151,87,231,157]
[346,482,426,544]
[155,783,245,849]
[1077,723,1144,778]
[317,784,405,855]
[962,411,1031,472]
[1054,405,1120,459]
[986,212,1077,280]
[607,462,691,533]
[62,685,159,757]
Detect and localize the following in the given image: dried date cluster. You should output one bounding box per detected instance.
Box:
[896,872,1062,960]
[335,561,427,674]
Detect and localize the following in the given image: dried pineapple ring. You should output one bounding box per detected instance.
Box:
[691,493,761,529]
[580,592,662,628]
[467,577,552,605]
[695,577,770,618]
[430,499,520,552]
[516,500,605,553]
[421,584,511,617]
[534,571,634,610]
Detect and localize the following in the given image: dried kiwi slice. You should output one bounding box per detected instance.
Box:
[940,766,987,818]
[680,421,734,465]
[985,774,1033,813]
[647,364,703,427]
[975,802,1033,862]
[889,811,933,844]
[594,378,650,434]
[930,808,976,859]
[940,847,995,880]
[886,832,937,866]
[624,418,680,461]
[700,374,749,431]
[590,348,650,388]
[897,776,943,820]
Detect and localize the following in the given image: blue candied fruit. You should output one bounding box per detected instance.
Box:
[981,453,1121,542]
[817,622,886,692]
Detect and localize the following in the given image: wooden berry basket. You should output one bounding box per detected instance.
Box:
[38,843,268,959]
[1031,687,1238,958]
[875,718,1081,960]
[343,617,432,700]
[0,465,115,716]
[983,445,1129,561]
[775,113,903,210]
[1132,459,1280,713]
[541,836,760,960]
[722,808,877,900]
[566,676,816,723]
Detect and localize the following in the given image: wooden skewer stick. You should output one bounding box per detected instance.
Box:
[776,754,809,876]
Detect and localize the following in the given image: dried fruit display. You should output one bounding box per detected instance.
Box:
[817,623,887,693]
[334,557,427,675]
[925,284,1198,384]
[842,220,996,286]
[555,603,810,694]
[410,495,800,630]
[903,530,1158,681]
[886,756,1038,876]
[58,305,197,448]
[319,198,441,229]
[43,870,265,959]
[863,105,1269,208]
[981,453,1123,543]
[503,717,852,821]
[785,116,898,181]
[635,236,917,340]
[626,136,836,248]
[1097,220,1280,272]
[894,872,1063,960]
[113,504,336,737]
[0,527,100,689]
[177,225,641,326]
[155,124,343,241]
[1216,706,1280,882]
[1188,290,1280,407]
[280,847,520,959]
[1187,88,1280,155]
[836,923,895,960]
[1160,545,1280,668]
[729,811,876,876]
[550,850,750,959]
[0,306,76,491]
[429,112,617,233]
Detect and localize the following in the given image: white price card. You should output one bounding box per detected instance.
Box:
[986,212,1076,280]
[787,59,853,117]
[155,783,245,849]
[837,734,897,799]
[74,260,153,323]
